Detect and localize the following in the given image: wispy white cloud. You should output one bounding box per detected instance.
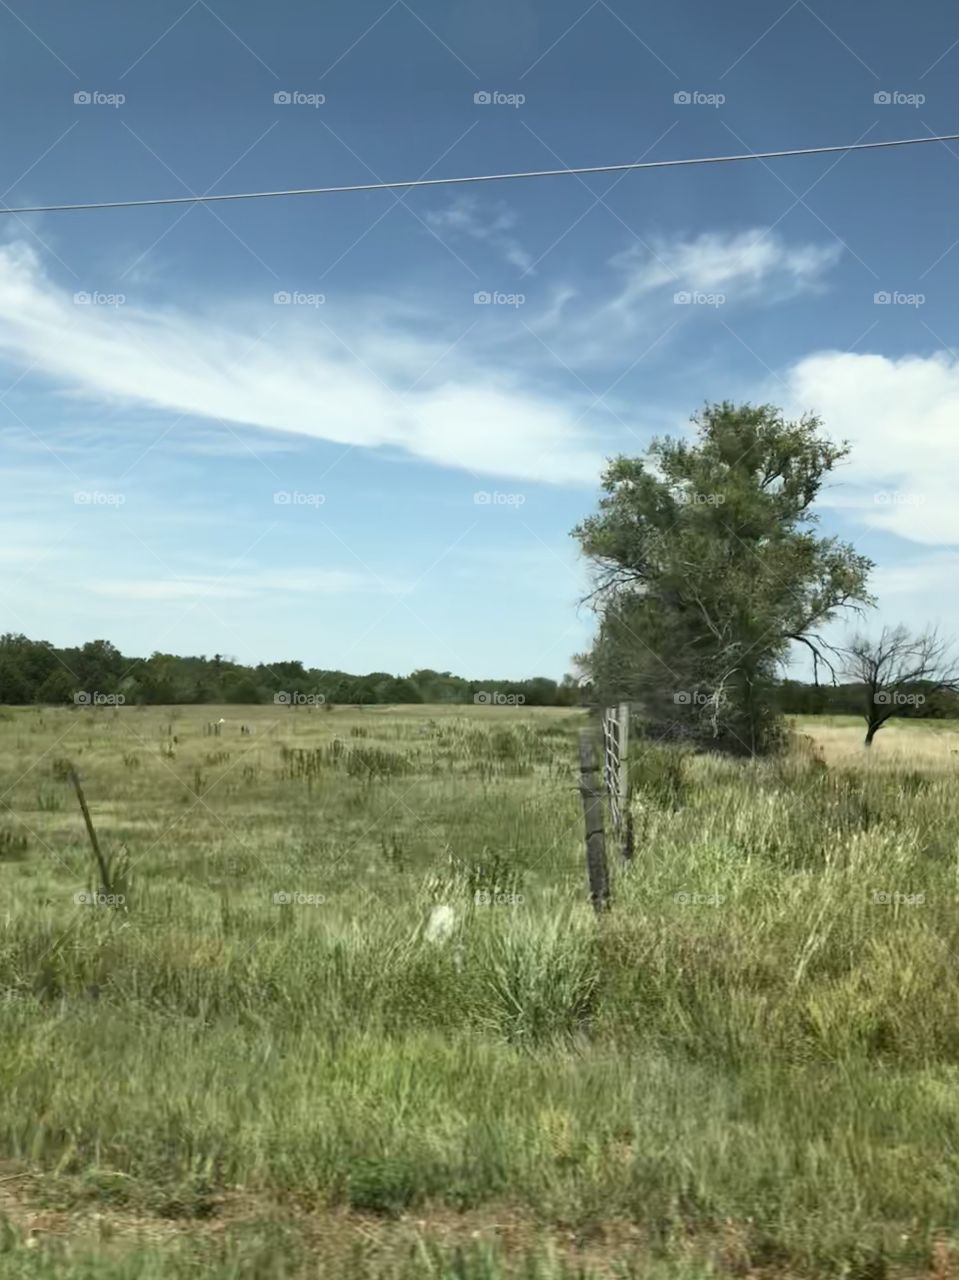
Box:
[609,230,840,300]
[86,567,409,601]
[425,196,534,272]
[0,242,600,485]
[174,430,302,458]
[534,228,841,366]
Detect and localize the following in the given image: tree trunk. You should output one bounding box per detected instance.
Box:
[864,724,876,748]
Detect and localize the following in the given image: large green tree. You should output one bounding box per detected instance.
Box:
[573,402,873,754]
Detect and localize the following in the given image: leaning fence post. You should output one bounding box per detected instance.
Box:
[578,731,610,912]
[67,764,111,894]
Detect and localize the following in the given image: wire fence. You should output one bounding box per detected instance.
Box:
[602,702,630,845]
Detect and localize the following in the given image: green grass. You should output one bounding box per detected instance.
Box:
[1,703,959,1277]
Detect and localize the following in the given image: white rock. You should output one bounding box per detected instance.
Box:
[425,904,456,942]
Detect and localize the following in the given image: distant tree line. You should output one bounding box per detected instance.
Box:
[3,631,953,722]
[776,678,959,720]
[0,633,584,707]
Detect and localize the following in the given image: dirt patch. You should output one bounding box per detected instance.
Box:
[1,1166,958,1278]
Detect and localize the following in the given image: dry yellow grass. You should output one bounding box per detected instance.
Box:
[795,714,959,772]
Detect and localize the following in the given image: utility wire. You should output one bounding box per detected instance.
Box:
[2,132,958,216]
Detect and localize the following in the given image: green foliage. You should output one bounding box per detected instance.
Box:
[476,914,600,1044]
[778,677,959,719]
[0,635,582,709]
[573,403,873,754]
[630,742,690,809]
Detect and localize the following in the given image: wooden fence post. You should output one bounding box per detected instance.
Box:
[67,764,111,894]
[617,701,632,862]
[578,731,610,912]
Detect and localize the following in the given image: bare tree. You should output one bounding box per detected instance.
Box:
[842,626,959,747]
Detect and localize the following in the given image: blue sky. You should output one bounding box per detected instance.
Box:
[1,0,958,679]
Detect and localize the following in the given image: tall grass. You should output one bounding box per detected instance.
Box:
[1,706,959,1276]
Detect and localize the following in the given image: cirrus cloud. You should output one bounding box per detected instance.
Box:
[0,241,600,485]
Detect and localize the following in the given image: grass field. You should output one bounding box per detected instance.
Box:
[2,703,959,1277]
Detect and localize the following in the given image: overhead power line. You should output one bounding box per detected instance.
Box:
[2,132,958,216]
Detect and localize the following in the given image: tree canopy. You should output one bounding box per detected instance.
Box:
[0,634,583,709]
[573,402,874,754]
